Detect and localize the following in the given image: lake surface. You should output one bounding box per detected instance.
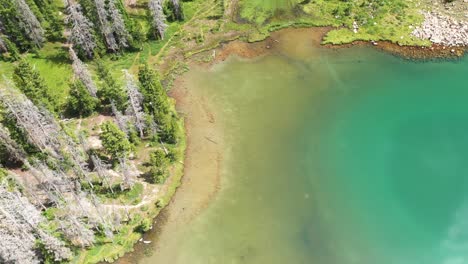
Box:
[141,34,468,264]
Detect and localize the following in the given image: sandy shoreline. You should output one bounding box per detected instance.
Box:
[115,64,224,263]
[115,26,467,263]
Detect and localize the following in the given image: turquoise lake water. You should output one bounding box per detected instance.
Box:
[140,37,468,264]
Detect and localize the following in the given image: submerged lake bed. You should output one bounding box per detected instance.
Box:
[137,29,468,264]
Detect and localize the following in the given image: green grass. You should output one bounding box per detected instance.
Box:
[239,0,301,24]
[238,0,432,46]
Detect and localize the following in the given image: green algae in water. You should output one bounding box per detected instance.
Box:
[140,44,468,263]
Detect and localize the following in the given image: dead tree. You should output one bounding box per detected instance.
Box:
[0,123,27,162]
[0,85,62,158]
[171,0,183,21]
[124,71,146,138]
[148,0,167,39]
[65,1,97,58]
[111,100,129,134]
[0,185,72,262]
[118,157,135,190]
[91,154,114,193]
[94,0,130,51]
[15,0,44,47]
[108,0,131,49]
[0,35,7,53]
[69,47,98,97]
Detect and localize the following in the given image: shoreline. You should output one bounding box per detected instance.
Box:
[115,26,467,263]
[115,64,224,264]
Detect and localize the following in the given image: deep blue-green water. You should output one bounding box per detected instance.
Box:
[140,33,468,264]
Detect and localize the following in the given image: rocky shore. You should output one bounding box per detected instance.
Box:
[412,11,468,46]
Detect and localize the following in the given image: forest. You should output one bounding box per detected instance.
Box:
[0,0,187,262]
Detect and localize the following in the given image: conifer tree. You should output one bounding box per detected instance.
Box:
[12,60,56,112]
[32,0,64,41]
[137,64,170,119]
[96,60,127,110]
[0,35,20,61]
[100,121,132,160]
[66,80,98,117]
[137,64,179,142]
[148,0,167,40]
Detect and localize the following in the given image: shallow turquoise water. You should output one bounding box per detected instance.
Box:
[141,41,468,264]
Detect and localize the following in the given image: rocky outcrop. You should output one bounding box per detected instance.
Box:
[412,12,468,46]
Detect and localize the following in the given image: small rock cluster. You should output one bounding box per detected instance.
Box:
[412,12,468,46]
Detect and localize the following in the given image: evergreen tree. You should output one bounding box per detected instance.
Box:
[12,60,56,112]
[0,0,37,50]
[149,149,169,183]
[137,64,170,120]
[66,80,98,117]
[0,35,20,61]
[31,0,63,41]
[96,60,127,110]
[99,121,132,160]
[137,64,179,142]
[148,0,167,40]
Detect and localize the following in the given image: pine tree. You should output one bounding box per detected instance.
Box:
[65,1,97,59]
[0,1,37,51]
[66,80,98,117]
[124,71,146,138]
[100,121,132,160]
[15,0,45,48]
[148,0,167,40]
[32,0,63,41]
[96,60,127,110]
[12,60,56,112]
[0,35,20,61]
[69,47,98,97]
[149,149,169,183]
[138,64,170,119]
[137,64,178,143]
